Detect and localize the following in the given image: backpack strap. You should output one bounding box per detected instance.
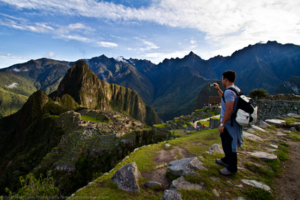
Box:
[222,87,243,103]
[221,87,243,127]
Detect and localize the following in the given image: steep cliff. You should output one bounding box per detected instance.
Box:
[50,60,160,125]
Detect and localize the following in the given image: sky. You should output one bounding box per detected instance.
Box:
[0,0,300,68]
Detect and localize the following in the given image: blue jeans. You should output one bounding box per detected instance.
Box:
[220,128,237,173]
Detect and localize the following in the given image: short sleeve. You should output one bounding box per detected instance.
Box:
[224,90,236,102]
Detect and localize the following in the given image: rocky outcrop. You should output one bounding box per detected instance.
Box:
[160,190,182,200]
[250,152,278,161]
[50,60,160,125]
[241,179,271,192]
[170,176,203,190]
[265,119,286,127]
[111,162,142,193]
[207,143,224,154]
[243,131,263,142]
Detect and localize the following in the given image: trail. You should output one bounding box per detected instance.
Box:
[275,140,300,200]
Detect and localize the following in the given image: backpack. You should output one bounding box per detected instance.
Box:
[222,87,258,127]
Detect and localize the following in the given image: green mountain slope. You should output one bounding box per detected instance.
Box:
[273,76,300,95]
[50,60,160,125]
[0,88,29,117]
[0,59,69,117]
[194,81,226,110]
[151,65,213,120]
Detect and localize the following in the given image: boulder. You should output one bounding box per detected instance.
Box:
[251,125,266,132]
[250,151,277,161]
[160,190,182,200]
[167,157,194,176]
[188,158,207,171]
[265,119,286,128]
[241,179,271,192]
[144,181,163,189]
[182,168,199,177]
[170,176,203,191]
[243,131,263,142]
[257,120,271,128]
[270,144,278,149]
[111,162,141,193]
[290,122,300,127]
[208,144,224,154]
[290,127,297,132]
[286,113,300,119]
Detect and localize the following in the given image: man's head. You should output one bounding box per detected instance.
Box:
[222,70,236,87]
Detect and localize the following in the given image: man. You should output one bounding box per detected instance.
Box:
[212,70,243,176]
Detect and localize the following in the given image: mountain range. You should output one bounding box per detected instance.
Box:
[0,60,160,194]
[1,41,300,121]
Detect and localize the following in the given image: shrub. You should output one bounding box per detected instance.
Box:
[5,173,59,199]
[249,88,269,99]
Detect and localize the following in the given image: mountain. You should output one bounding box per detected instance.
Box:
[0,60,161,195]
[80,52,217,121]
[2,41,300,121]
[0,58,70,117]
[50,60,160,125]
[273,76,300,95]
[194,80,226,110]
[208,41,300,94]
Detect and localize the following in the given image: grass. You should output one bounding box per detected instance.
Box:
[153,124,166,128]
[81,115,103,123]
[283,118,300,126]
[199,120,209,127]
[69,118,297,200]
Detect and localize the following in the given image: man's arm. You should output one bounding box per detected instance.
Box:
[212,83,223,97]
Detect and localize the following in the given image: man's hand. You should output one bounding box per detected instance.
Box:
[218,126,224,133]
[212,82,220,90]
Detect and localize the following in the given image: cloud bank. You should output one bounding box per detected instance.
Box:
[1,0,300,58]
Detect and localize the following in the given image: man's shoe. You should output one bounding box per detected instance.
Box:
[216,159,228,167]
[219,168,236,176]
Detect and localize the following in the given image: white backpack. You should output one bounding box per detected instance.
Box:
[222,88,258,127]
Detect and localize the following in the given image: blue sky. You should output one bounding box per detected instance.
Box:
[0,0,300,68]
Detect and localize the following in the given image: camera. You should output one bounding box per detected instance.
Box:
[210,83,215,87]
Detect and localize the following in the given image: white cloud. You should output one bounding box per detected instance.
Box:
[0,53,25,59]
[144,50,190,64]
[57,34,92,42]
[134,37,159,51]
[44,51,56,58]
[96,41,118,47]
[190,40,197,44]
[2,0,300,57]
[6,82,18,88]
[0,18,54,33]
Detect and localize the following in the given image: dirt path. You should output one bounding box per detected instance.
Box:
[192,114,221,128]
[275,140,300,200]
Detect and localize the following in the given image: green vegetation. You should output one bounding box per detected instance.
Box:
[0,116,64,195]
[5,173,59,199]
[81,115,103,123]
[153,123,166,128]
[283,118,300,126]
[248,88,269,99]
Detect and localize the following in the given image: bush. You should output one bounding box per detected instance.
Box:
[249,88,269,99]
[5,173,59,199]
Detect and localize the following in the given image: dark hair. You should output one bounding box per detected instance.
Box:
[222,70,236,82]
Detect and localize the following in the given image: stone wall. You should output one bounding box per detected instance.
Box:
[257,100,300,121]
[209,118,220,129]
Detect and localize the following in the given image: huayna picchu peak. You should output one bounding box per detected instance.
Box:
[50,60,160,125]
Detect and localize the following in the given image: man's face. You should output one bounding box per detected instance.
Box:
[222,76,226,87]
